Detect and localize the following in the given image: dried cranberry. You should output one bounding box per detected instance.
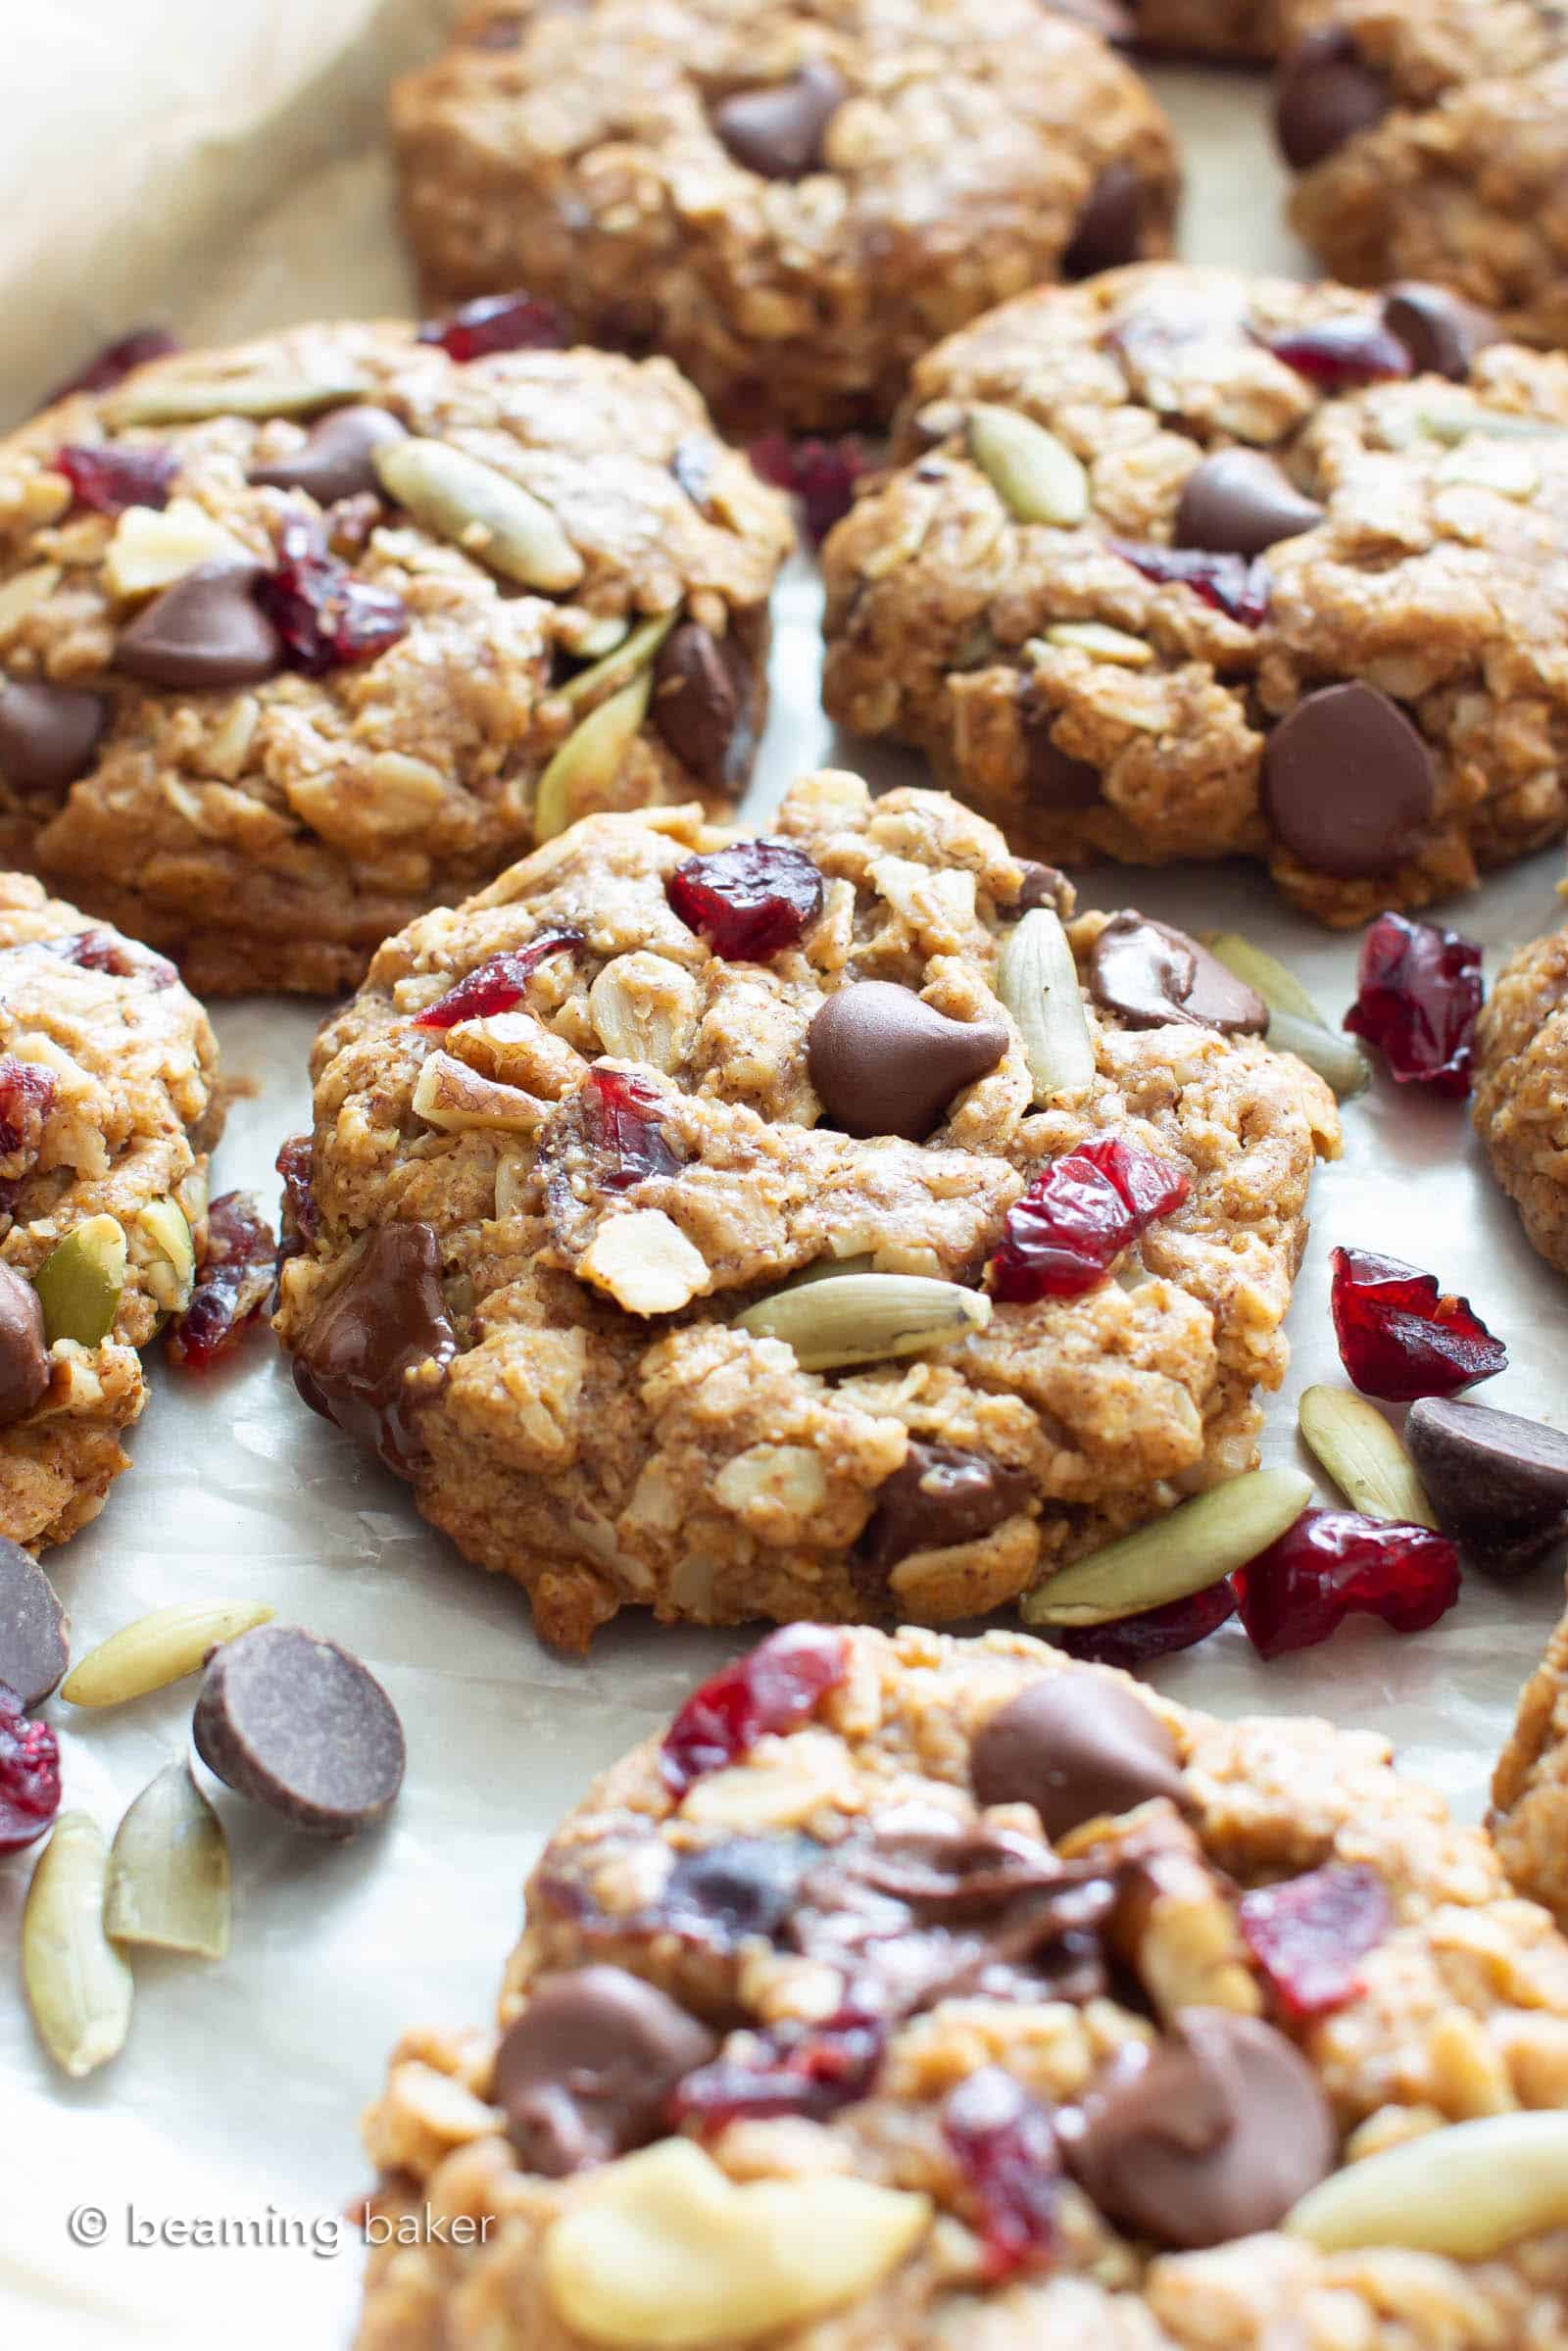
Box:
[658,1836,821,1949]
[1330,1246,1507,1401]
[59,928,177,988]
[254,517,409,676]
[666,841,825,960]
[413,931,582,1030]
[1110,539,1271,627]
[580,1065,685,1191]
[747,431,871,544]
[1256,318,1413,388]
[167,1192,277,1370]
[0,1057,56,1165]
[1343,912,1483,1098]
[944,2067,1061,2279]
[275,1134,319,1250]
[660,1625,849,1795]
[1237,1862,1390,2020]
[0,1680,61,1854]
[1055,1578,1237,1669]
[988,1135,1190,1303]
[416,292,569,362]
[43,327,181,407]
[669,2006,885,2131]
[1233,1508,1460,1659]
[55,440,178,516]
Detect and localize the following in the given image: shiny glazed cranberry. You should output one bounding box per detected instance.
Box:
[168,1192,277,1370]
[275,1134,319,1250]
[44,327,181,407]
[0,1680,61,1854]
[666,841,825,959]
[1233,1507,1460,1659]
[1056,1577,1237,1668]
[0,1058,56,1163]
[669,2006,886,2131]
[1110,539,1271,626]
[660,1625,849,1794]
[60,929,177,988]
[1330,1246,1507,1401]
[414,931,583,1029]
[988,1135,1191,1303]
[580,1065,684,1191]
[55,441,178,515]
[1343,912,1483,1098]
[944,2067,1061,2278]
[255,518,410,675]
[748,432,871,544]
[1257,318,1413,387]
[1238,1862,1390,2021]
[417,292,568,361]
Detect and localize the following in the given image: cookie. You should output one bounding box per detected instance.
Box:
[1471,922,1568,1278]
[356,1622,1568,2348]
[272,769,1338,1651]
[0,324,791,996]
[388,0,1181,436]
[0,874,220,1547]
[821,261,1568,927]
[1277,0,1568,355]
[1493,1578,1568,1933]
[1130,0,1287,58]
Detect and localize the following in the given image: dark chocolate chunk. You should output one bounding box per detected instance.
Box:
[859,1442,1034,1575]
[115,563,284,690]
[492,1966,718,2176]
[0,1540,68,1710]
[713,61,847,180]
[1011,860,1074,917]
[1406,1396,1568,1578]
[0,1262,50,1428]
[651,621,755,791]
[1382,282,1499,382]
[1090,913,1268,1035]
[1261,682,1435,878]
[248,405,407,506]
[291,1222,458,1478]
[193,1623,405,1837]
[1063,163,1148,279]
[1274,28,1390,171]
[969,1676,1186,1840]
[1021,695,1103,809]
[1174,450,1325,561]
[0,679,108,792]
[808,981,1008,1141]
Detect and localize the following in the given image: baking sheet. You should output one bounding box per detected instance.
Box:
[4,17,1568,2347]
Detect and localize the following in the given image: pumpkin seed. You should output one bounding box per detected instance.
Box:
[1285,2113,1568,2258]
[997,906,1096,1105]
[106,373,369,427]
[62,1598,274,1709]
[105,1759,230,1960]
[32,1214,126,1347]
[1044,620,1153,666]
[23,1814,134,2079]
[373,437,583,592]
[966,406,1089,526]
[557,610,630,660]
[1298,1386,1436,1528]
[736,1273,991,1373]
[534,673,654,842]
[1414,406,1566,446]
[1203,932,1370,1101]
[1021,1467,1313,1627]
[561,611,678,712]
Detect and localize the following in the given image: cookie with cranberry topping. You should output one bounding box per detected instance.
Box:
[388,0,1179,436]
[272,769,1337,1650]
[1472,921,1568,1279]
[0,322,790,995]
[1494,1575,1568,1932]
[357,1622,1568,2349]
[821,262,1568,927]
[0,873,222,1547]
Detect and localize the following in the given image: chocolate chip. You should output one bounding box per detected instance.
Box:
[291,1222,458,1478]
[115,563,283,690]
[1062,163,1148,279]
[1275,28,1390,171]
[1406,1396,1568,1578]
[661,1836,819,1949]
[1021,696,1102,809]
[0,679,108,792]
[192,1623,405,1837]
[808,981,1008,1141]
[492,1967,718,2176]
[1174,451,1325,561]
[1063,2009,1337,2247]
[1382,282,1499,382]
[0,1539,68,1710]
[0,1261,50,1428]
[1090,913,1268,1036]
[713,60,847,179]
[1011,860,1074,917]
[249,405,407,506]
[1261,682,1435,879]
[860,1442,1035,1576]
[969,1677,1186,1840]
[651,621,754,791]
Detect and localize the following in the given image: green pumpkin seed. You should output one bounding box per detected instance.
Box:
[23,1815,134,2079]
[62,1599,274,1709]
[107,373,368,427]
[561,611,678,712]
[1203,933,1370,1101]
[374,437,583,592]
[997,906,1096,1104]
[32,1215,126,1347]
[105,1760,230,1960]
[1021,1467,1313,1627]
[966,405,1089,526]
[736,1272,991,1372]
[534,672,654,842]
[1298,1386,1436,1527]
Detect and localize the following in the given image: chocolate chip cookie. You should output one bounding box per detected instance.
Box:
[0,874,221,1547]
[821,262,1568,927]
[0,323,791,995]
[1130,0,1286,57]
[1494,1575,1568,1933]
[272,769,1338,1650]
[388,0,1181,436]
[357,1622,1568,2348]
[1471,920,1568,1279]
[1277,1,1568,354]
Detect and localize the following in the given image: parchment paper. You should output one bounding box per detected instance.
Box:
[3,16,1567,2347]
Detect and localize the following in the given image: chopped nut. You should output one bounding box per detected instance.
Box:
[103,500,252,598]
[0,563,62,640]
[588,953,701,1074]
[134,1198,196,1315]
[578,1210,710,1316]
[1068,1804,1261,2023]
[412,1050,546,1135]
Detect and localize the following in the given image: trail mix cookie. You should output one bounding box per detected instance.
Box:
[0,874,221,1547]
[357,1623,1568,2349]
[1130,0,1285,57]
[1277,0,1568,355]
[1472,922,1568,1277]
[821,262,1568,927]
[273,770,1338,1651]
[0,323,790,995]
[388,0,1181,436]
[1493,1576,1568,1934]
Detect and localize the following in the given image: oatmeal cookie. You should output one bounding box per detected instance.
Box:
[0,874,220,1547]
[1276,0,1568,355]
[272,769,1338,1651]
[1471,922,1568,1277]
[1131,0,1287,57]
[356,1622,1568,2350]
[0,323,790,996]
[821,261,1568,927]
[1493,1577,1568,1933]
[388,0,1181,436]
